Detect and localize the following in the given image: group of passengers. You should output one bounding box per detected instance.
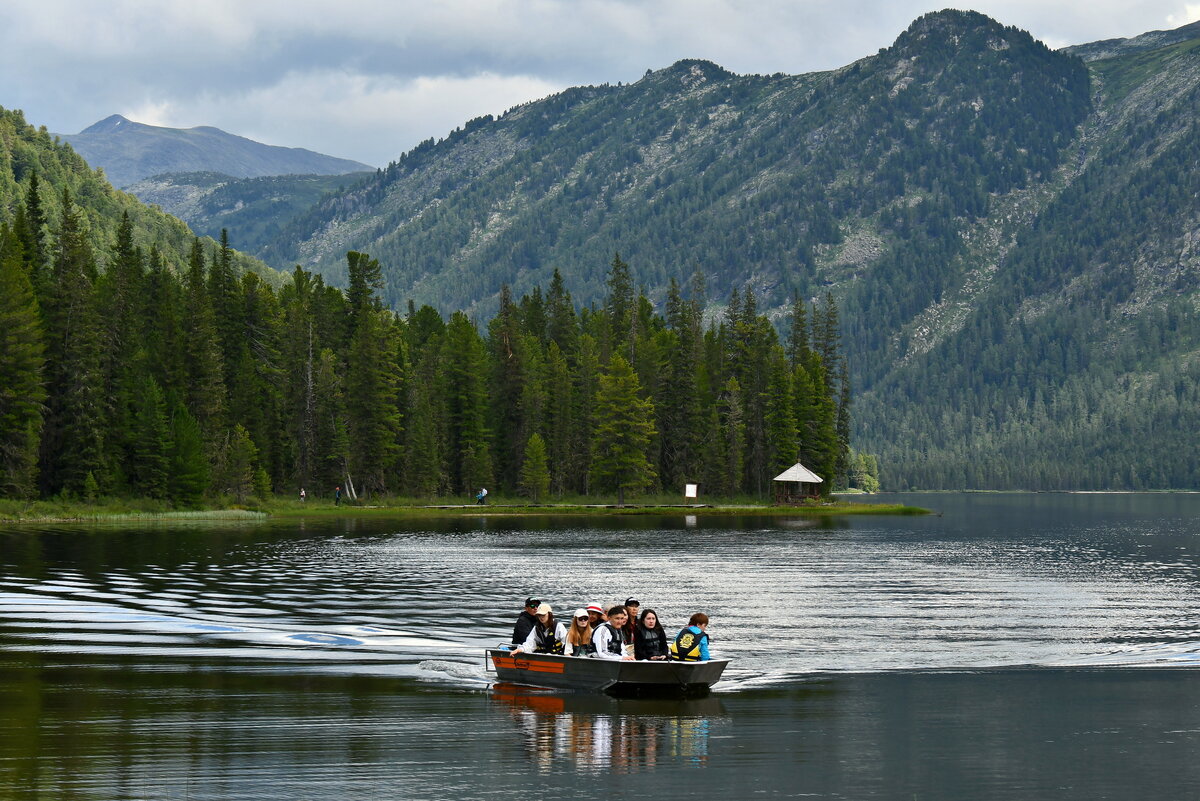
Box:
[510,597,711,662]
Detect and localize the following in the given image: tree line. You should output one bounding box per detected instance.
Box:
[1,177,862,504]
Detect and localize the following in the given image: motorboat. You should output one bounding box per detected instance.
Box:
[486,648,729,695]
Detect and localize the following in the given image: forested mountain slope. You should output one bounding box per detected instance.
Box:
[264,10,1088,320]
[251,10,1200,490]
[858,33,1200,489]
[60,115,372,189]
[0,107,275,282]
[126,171,372,258]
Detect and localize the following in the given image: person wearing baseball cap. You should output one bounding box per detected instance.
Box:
[585,603,606,628]
[511,597,541,648]
[512,602,567,655]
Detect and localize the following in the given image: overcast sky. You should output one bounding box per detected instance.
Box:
[2,1,1198,167]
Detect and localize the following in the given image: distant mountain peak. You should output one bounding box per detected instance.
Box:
[638,59,732,92]
[61,116,373,188]
[80,113,134,134]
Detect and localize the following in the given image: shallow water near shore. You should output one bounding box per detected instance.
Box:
[2,493,1199,798]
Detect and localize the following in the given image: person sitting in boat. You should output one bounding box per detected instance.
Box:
[565,608,595,657]
[585,603,606,628]
[591,605,634,661]
[668,613,711,662]
[512,603,567,655]
[510,597,541,649]
[621,598,640,647]
[633,608,668,661]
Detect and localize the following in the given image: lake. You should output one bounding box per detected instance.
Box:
[2,493,1199,799]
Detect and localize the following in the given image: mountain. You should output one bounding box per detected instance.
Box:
[125,170,372,257]
[243,10,1200,490]
[59,115,373,189]
[1062,19,1200,61]
[0,106,277,283]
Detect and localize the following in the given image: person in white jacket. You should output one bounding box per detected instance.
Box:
[590,605,634,661]
[512,603,568,655]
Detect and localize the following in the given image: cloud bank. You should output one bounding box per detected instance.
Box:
[1,1,1197,166]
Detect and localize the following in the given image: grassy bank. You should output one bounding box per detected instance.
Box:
[0,494,927,524]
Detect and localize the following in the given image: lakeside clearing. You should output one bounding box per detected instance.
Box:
[0,497,928,524]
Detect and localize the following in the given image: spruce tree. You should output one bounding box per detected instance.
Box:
[40,189,106,496]
[590,354,657,506]
[168,403,208,506]
[443,311,493,494]
[220,424,259,504]
[764,344,799,475]
[0,228,46,497]
[488,285,529,490]
[182,238,226,453]
[519,432,551,502]
[130,374,170,499]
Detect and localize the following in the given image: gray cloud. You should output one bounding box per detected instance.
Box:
[2,1,1197,166]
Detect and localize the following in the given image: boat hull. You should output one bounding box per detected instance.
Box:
[487,649,728,695]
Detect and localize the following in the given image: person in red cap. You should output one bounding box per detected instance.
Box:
[585,603,606,629]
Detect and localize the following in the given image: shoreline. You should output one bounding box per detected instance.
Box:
[0,500,928,525]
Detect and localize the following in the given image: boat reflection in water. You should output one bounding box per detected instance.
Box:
[491,684,726,774]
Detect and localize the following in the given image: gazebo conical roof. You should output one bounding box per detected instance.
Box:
[772,463,823,484]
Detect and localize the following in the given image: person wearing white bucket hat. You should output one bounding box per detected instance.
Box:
[565,607,595,656]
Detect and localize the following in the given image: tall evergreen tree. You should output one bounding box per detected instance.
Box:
[604,252,635,362]
[130,374,170,499]
[182,238,226,453]
[442,311,493,494]
[519,432,551,502]
[0,227,46,497]
[39,189,106,496]
[590,354,657,505]
[168,404,208,506]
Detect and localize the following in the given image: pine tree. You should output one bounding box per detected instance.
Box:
[130,374,170,499]
[488,285,529,490]
[443,311,493,494]
[96,212,145,491]
[717,377,746,497]
[39,189,106,496]
[20,171,47,294]
[0,227,46,497]
[543,341,574,496]
[604,252,635,362]
[404,333,448,496]
[590,354,657,505]
[345,306,402,497]
[168,403,208,506]
[765,344,799,475]
[519,432,551,502]
[182,238,226,453]
[220,424,259,504]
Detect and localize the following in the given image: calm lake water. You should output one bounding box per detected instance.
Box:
[2,493,1199,799]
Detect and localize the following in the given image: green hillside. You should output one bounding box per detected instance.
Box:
[126,170,373,257]
[0,107,278,283]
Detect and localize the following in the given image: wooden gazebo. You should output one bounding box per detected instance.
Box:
[772,462,823,504]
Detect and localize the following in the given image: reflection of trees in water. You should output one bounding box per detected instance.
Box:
[494,688,717,774]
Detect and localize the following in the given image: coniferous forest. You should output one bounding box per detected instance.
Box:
[0,174,857,504]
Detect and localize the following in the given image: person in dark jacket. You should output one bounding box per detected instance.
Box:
[620,598,640,645]
[633,608,668,661]
[511,597,540,648]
